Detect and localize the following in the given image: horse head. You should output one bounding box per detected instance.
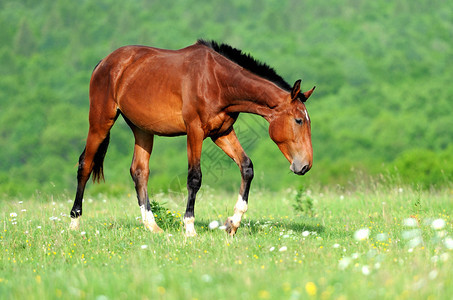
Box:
[268,80,315,175]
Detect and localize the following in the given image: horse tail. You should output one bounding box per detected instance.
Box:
[92,132,110,183]
[88,58,120,183]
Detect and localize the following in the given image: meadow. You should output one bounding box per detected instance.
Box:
[1,183,452,299]
[2,1,452,298]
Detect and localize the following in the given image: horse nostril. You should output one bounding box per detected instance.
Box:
[300,164,310,175]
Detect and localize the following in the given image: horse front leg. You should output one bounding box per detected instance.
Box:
[184,164,202,237]
[212,129,254,236]
[184,127,204,237]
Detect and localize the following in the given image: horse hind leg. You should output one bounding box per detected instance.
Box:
[129,126,163,233]
[69,106,119,230]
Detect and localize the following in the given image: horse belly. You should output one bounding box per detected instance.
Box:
[118,94,187,136]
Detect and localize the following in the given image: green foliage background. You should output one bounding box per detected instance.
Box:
[1,0,452,196]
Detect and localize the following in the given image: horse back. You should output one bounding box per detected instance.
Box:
[90,44,220,136]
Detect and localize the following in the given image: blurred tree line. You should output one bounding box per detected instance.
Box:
[1,0,452,196]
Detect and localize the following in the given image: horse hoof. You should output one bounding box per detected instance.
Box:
[152,226,164,233]
[185,230,197,237]
[69,218,80,230]
[224,218,238,236]
[183,217,197,237]
[144,222,164,233]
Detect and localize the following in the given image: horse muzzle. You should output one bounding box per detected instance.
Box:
[290,160,311,175]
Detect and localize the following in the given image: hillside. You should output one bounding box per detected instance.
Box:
[1,0,452,196]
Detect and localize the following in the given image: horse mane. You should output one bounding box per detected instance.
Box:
[197,39,292,92]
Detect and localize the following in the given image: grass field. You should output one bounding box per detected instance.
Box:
[1,183,452,299]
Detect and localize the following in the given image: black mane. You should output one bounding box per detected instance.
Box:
[197,39,292,92]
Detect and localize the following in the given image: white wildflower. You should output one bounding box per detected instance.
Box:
[141,245,148,249]
[208,220,219,230]
[302,231,310,237]
[81,231,86,236]
[431,219,446,230]
[413,279,426,291]
[361,265,370,276]
[428,270,438,280]
[269,247,275,252]
[403,218,417,227]
[201,274,212,283]
[376,233,388,241]
[338,257,351,270]
[408,236,423,248]
[10,212,17,218]
[367,249,377,258]
[333,243,340,248]
[279,246,288,252]
[402,229,421,240]
[354,228,370,241]
[444,237,453,250]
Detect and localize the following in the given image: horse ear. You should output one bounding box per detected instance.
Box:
[291,80,301,100]
[303,86,316,101]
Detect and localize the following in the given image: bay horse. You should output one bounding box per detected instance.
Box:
[69,39,314,236]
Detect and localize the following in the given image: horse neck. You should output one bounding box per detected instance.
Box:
[221,71,288,121]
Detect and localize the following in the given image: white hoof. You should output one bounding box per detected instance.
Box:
[144,221,164,233]
[69,218,80,230]
[140,205,163,233]
[185,229,197,237]
[184,217,197,237]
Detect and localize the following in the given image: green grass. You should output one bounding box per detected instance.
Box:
[1,185,452,299]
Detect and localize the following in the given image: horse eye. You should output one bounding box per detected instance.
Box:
[295,118,303,125]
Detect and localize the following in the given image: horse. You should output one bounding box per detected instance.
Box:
[69,39,315,236]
